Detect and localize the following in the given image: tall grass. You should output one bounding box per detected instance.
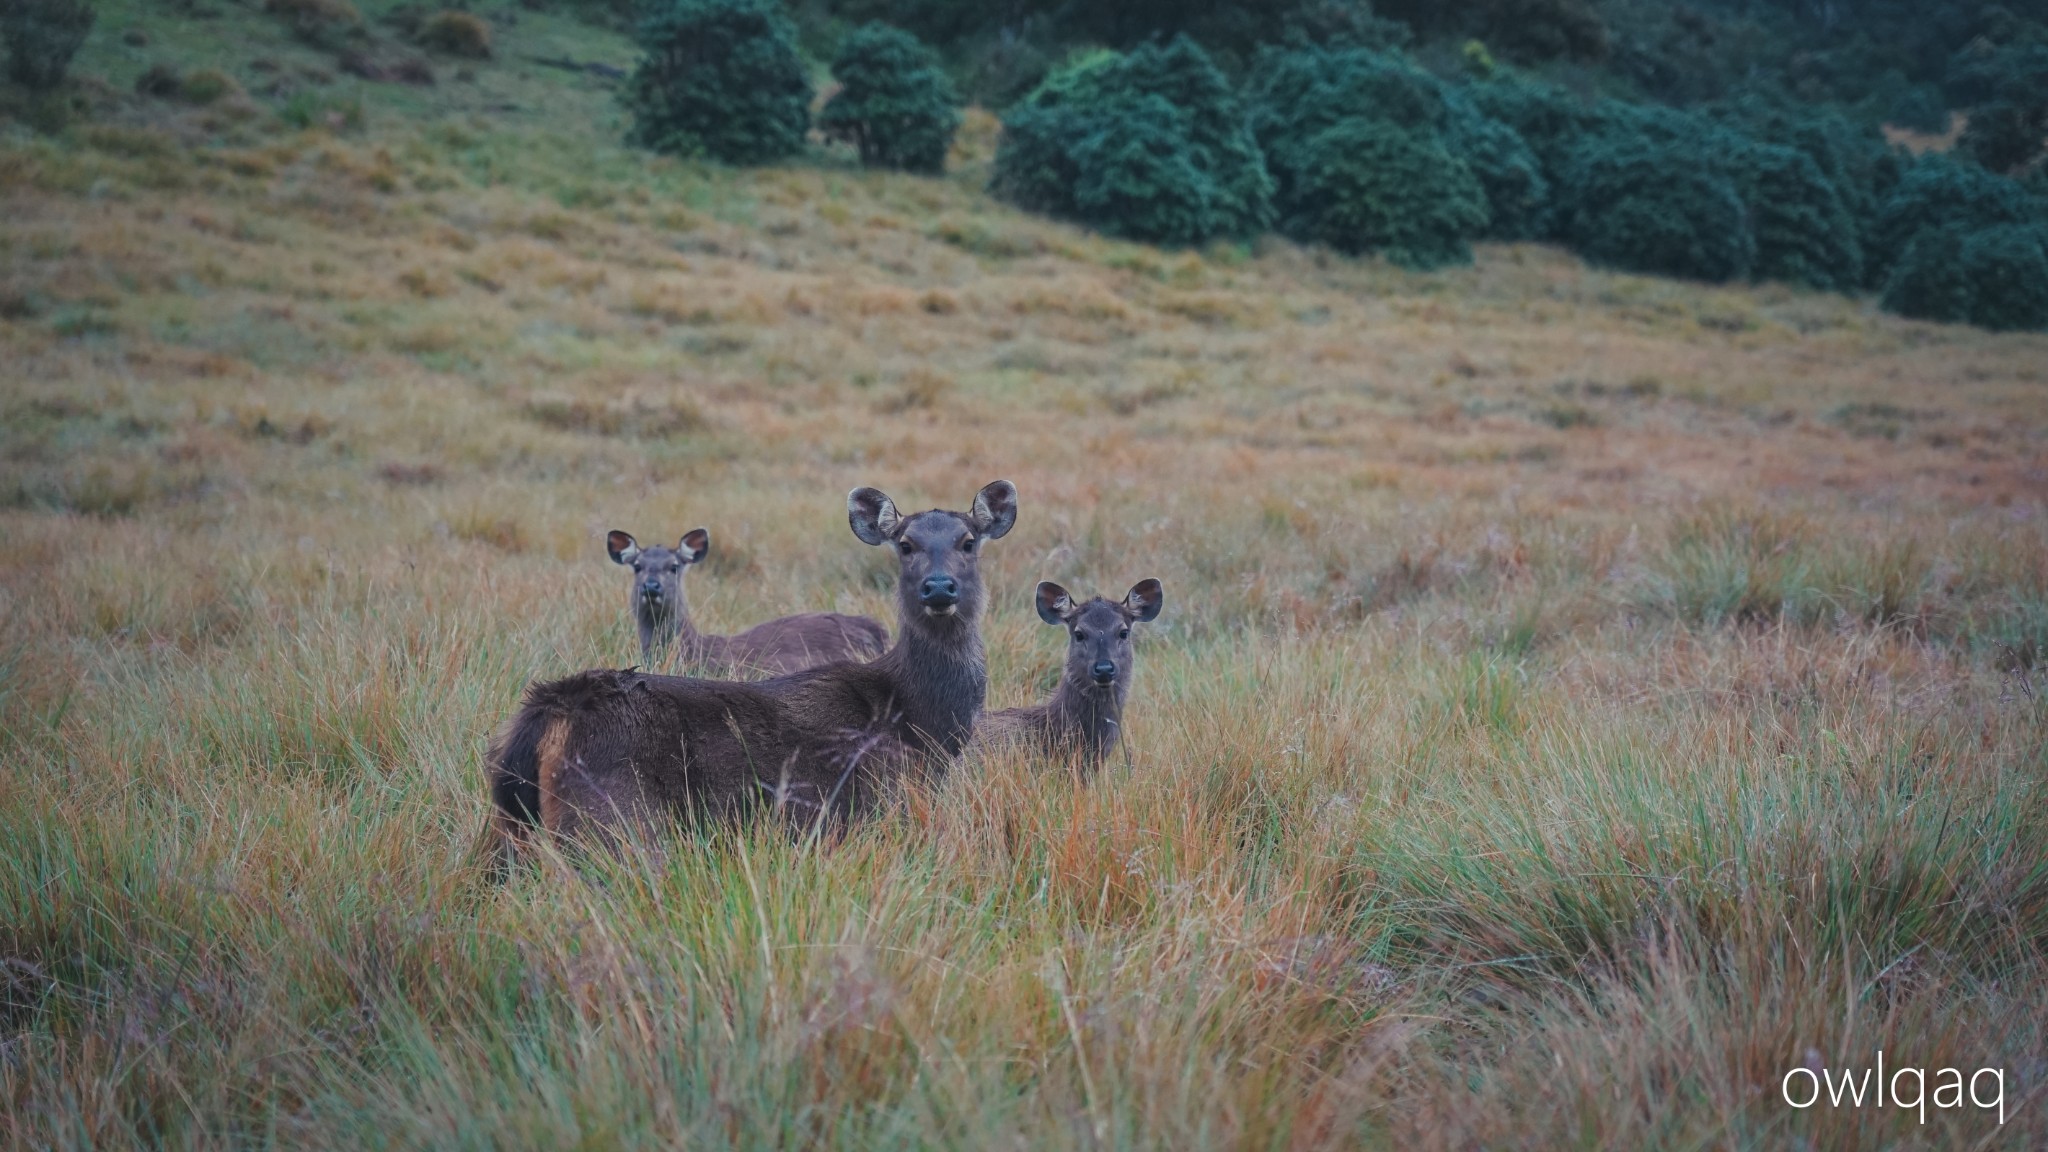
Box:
[4,9,2047,1143]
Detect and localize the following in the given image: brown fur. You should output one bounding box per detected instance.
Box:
[533,717,570,833]
[490,481,1018,851]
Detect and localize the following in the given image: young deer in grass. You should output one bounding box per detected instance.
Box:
[977,579,1163,776]
[608,527,888,676]
[490,481,1017,854]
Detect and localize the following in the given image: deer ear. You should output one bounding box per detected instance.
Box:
[970,479,1018,539]
[679,528,710,564]
[1123,578,1163,623]
[848,488,900,546]
[1035,581,1075,625]
[607,530,640,565]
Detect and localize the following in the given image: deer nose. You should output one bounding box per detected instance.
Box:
[1091,660,1117,684]
[641,580,663,598]
[919,574,959,606]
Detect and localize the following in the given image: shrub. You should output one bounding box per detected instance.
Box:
[1556,127,1754,282]
[134,63,182,98]
[1706,96,1898,239]
[1463,72,1612,180]
[1947,38,2048,173]
[1643,506,1822,627]
[417,11,491,59]
[1061,94,1231,247]
[1943,38,2048,111]
[819,22,958,173]
[1247,43,1449,146]
[1,0,97,91]
[1960,99,2048,175]
[1866,154,2041,285]
[1885,86,1951,134]
[1723,139,1862,290]
[1101,36,1273,238]
[1282,0,1413,50]
[1956,225,2048,331]
[1880,227,1972,326]
[1280,118,1489,266]
[179,67,242,105]
[1247,45,1499,260]
[623,0,812,165]
[1888,227,2017,330]
[1443,91,1550,239]
[987,100,1084,222]
[1885,223,2048,332]
[991,37,1272,246]
[1483,0,1609,64]
[996,91,1230,247]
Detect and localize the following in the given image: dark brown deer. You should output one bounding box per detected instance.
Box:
[976,579,1163,776]
[607,526,888,675]
[489,481,1017,853]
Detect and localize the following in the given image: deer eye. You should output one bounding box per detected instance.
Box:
[960,537,975,552]
[897,540,914,555]
[1073,629,1087,642]
[1118,628,1130,639]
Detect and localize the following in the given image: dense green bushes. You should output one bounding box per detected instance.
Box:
[1947,39,2048,174]
[1245,45,1506,265]
[1954,226,2048,332]
[1865,156,2042,285]
[1960,99,2048,176]
[1883,224,2048,331]
[1464,80,2014,306]
[1279,118,1489,265]
[603,0,2045,331]
[801,0,2043,122]
[1443,95,1551,240]
[1724,141,1863,291]
[624,0,812,164]
[1855,153,2048,331]
[820,22,960,173]
[991,38,1272,246]
[1555,129,1754,282]
[1462,73,1611,178]
[2,0,96,91]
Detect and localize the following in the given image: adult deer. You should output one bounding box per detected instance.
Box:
[977,579,1163,776]
[607,527,888,675]
[490,481,1017,854]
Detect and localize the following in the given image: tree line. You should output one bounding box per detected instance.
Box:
[623,0,2048,331]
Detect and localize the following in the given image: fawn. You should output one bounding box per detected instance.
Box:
[977,579,1162,775]
[608,527,888,675]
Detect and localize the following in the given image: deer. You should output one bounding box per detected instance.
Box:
[489,481,1017,856]
[975,578,1163,777]
[607,526,889,676]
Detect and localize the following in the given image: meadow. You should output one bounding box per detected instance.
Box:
[2,2,2046,1146]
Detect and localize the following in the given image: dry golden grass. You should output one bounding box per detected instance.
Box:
[2,8,2046,1146]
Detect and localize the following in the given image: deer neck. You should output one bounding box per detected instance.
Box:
[879,615,986,756]
[637,591,699,659]
[1048,674,1128,756]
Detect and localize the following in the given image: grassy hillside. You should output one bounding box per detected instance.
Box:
[3,3,2047,1147]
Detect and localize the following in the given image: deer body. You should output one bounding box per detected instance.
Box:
[609,527,888,676]
[978,579,1163,776]
[491,482,1017,850]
